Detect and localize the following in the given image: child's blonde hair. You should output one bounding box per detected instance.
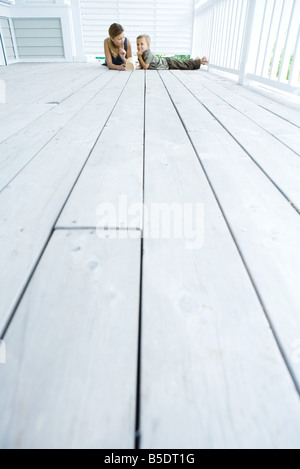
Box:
[137,34,151,45]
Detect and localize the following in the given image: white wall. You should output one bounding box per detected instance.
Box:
[80,0,196,58]
[13,18,65,59]
[1,0,197,64]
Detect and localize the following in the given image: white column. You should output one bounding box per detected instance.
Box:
[69,0,86,62]
[238,0,256,85]
[60,7,74,62]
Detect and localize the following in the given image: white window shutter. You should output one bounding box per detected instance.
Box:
[80,0,195,58]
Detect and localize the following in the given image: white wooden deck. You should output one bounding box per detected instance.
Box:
[0,63,300,449]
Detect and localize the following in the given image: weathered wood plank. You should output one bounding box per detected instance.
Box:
[0,63,70,118]
[189,71,300,155]
[0,64,92,120]
[200,70,300,128]
[0,230,141,449]
[171,71,300,211]
[0,64,84,132]
[140,71,300,449]
[159,70,300,389]
[0,63,63,84]
[0,69,113,191]
[0,63,90,102]
[0,64,108,142]
[57,71,144,230]
[0,72,130,336]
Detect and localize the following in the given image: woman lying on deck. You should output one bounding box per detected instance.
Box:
[103,23,133,71]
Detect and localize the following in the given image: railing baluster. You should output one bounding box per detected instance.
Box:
[235,0,243,69]
[224,0,232,68]
[288,26,300,85]
[278,0,296,82]
[215,1,220,64]
[207,9,210,57]
[261,0,276,77]
[229,0,238,69]
[225,0,235,69]
[215,2,222,64]
[255,0,267,76]
[235,0,244,70]
[238,0,247,70]
[205,9,209,58]
[209,6,216,65]
[221,0,227,66]
[201,11,208,55]
[209,7,215,63]
[222,0,229,67]
[218,0,223,66]
[215,1,222,64]
[269,0,285,79]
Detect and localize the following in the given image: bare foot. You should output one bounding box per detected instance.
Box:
[201,56,208,65]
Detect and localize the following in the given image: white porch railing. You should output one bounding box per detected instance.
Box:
[193,0,300,94]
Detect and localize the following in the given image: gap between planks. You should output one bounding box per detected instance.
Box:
[158,70,300,397]
[0,72,133,339]
[171,71,300,215]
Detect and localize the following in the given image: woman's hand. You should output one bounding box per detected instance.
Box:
[119,48,126,61]
[118,63,126,71]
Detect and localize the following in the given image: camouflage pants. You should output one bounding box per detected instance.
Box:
[165,57,201,70]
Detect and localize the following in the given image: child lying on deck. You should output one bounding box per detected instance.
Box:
[136,35,208,71]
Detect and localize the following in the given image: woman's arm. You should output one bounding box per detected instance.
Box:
[126,39,133,60]
[104,39,126,71]
[119,39,132,64]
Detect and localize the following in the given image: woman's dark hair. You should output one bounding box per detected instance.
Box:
[109,23,124,39]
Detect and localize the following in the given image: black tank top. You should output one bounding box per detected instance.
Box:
[104,38,128,66]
